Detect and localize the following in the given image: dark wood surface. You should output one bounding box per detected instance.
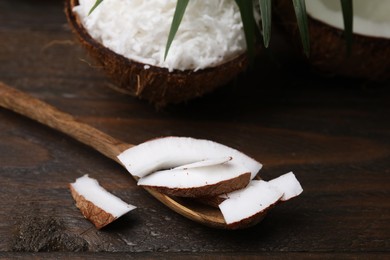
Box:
[1,0,389,258]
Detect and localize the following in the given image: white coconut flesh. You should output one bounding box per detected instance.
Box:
[268,172,303,201]
[117,137,262,179]
[306,0,390,38]
[73,0,248,72]
[70,174,136,218]
[137,162,250,189]
[218,172,303,225]
[218,180,283,225]
[172,156,232,170]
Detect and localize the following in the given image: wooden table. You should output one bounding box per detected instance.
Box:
[1,0,389,259]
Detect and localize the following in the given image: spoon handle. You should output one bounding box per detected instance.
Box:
[0,81,133,163]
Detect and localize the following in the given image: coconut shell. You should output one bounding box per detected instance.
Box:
[273,0,390,81]
[69,184,117,229]
[64,0,250,106]
[139,172,251,198]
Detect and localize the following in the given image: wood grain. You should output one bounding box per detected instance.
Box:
[0,0,389,257]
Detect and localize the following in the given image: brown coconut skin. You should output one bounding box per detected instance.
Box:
[139,172,251,198]
[65,0,250,106]
[274,0,390,81]
[69,184,116,229]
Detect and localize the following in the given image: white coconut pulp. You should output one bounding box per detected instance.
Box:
[219,180,283,225]
[117,137,262,179]
[137,162,249,189]
[70,174,136,217]
[268,171,303,201]
[219,172,303,225]
[74,0,248,72]
[306,0,390,39]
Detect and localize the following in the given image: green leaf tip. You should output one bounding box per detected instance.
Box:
[292,0,310,57]
[340,0,353,56]
[235,0,258,64]
[164,0,190,60]
[259,0,272,48]
[89,0,104,16]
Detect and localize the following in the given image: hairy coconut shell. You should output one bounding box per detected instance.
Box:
[274,0,390,81]
[65,0,250,106]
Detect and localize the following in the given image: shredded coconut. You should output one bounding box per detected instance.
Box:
[74,0,248,71]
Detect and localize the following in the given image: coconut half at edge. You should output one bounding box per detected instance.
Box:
[274,0,390,81]
[64,0,250,106]
[69,174,136,229]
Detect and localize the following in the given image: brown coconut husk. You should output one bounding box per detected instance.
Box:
[65,0,250,107]
[273,0,390,81]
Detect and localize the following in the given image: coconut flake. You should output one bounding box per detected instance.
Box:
[73,0,248,72]
[172,156,232,170]
[139,162,245,189]
[117,137,262,179]
[218,180,283,225]
[69,174,136,228]
[268,171,303,201]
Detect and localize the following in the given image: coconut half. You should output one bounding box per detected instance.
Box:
[65,0,253,106]
[117,136,262,179]
[69,174,136,229]
[274,0,390,80]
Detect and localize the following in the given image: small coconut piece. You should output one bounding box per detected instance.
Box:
[218,180,283,229]
[199,171,303,207]
[268,171,303,201]
[137,163,251,197]
[69,174,136,229]
[117,136,262,179]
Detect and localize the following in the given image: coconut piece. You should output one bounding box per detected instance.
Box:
[274,0,390,80]
[199,172,303,207]
[137,163,251,197]
[268,171,303,201]
[218,180,283,228]
[117,136,262,179]
[65,0,253,106]
[69,174,136,229]
[172,156,232,170]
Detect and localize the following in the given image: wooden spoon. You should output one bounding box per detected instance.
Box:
[0,82,265,229]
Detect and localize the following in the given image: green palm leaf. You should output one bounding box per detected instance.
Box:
[259,0,272,48]
[340,0,353,55]
[235,0,257,63]
[292,0,310,57]
[88,0,104,15]
[164,0,190,60]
